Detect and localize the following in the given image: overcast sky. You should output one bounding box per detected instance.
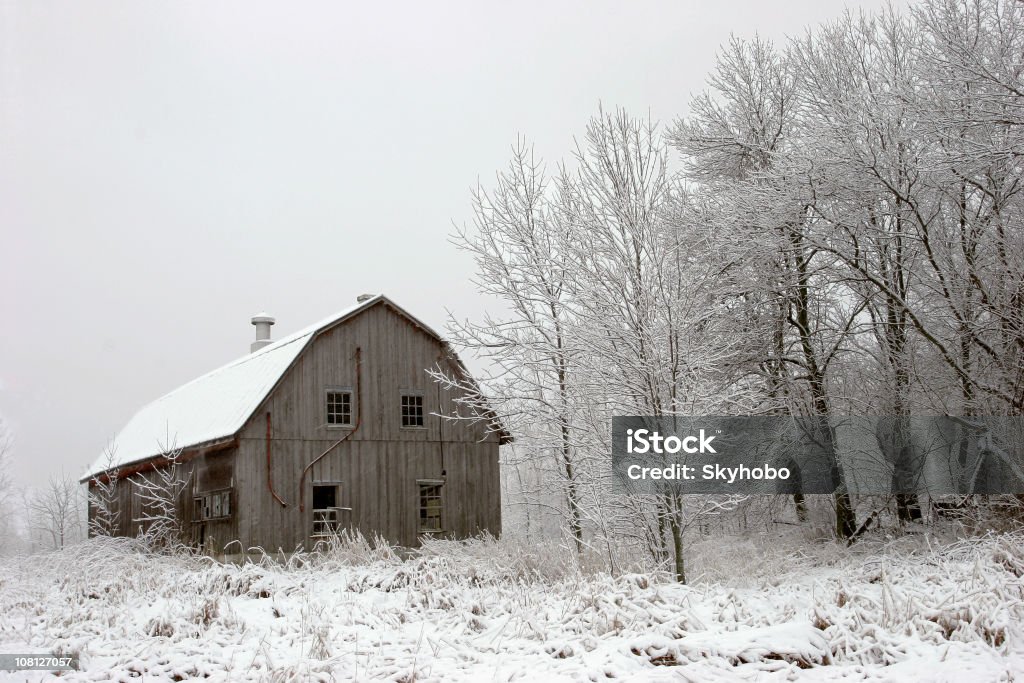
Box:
[0,1,896,489]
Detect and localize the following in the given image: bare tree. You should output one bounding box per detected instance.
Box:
[131,437,189,549]
[445,109,759,581]
[87,443,121,537]
[794,2,1024,421]
[556,107,757,580]
[669,35,860,538]
[438,141,587,555]
[0,417,11,504]
[27,472,84,550]
[0,418,17,552]
[449,0,1023,569]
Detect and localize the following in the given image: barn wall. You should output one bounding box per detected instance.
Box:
[234,301,501,551]
[87,301,502,554]
[86,448,239,554]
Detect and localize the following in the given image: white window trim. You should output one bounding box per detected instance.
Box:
[400,390,427,430]
[325,386,355,429]
[417,479,444,534]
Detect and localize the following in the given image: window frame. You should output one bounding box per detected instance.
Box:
[417,479,444,534]
[325,386,355,429]
[311,481,346,538]
[400,391,426,429]
[192,488,232,522]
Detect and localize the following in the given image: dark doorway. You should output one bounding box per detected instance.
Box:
[312,484,337,509]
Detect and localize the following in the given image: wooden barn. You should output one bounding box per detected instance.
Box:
[81,294,507,555]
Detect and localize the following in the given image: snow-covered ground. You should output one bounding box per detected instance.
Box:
[0,530,1022,681]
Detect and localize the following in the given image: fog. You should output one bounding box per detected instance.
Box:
[0,0,892,487]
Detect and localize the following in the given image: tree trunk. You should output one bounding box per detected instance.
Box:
[792,227,857,539]
[668,495,686,584]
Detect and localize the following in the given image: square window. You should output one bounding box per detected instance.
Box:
[401,394,424,428]
[327,390,353,426]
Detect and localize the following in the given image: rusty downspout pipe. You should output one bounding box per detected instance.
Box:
[266,412,288,507]
[436,356,446,477]
[299,346,362,512]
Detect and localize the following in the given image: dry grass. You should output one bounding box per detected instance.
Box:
[0,530,1021,680]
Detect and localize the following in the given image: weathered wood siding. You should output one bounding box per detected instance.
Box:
[233,301,500,550]
[87,447,239,554]
[87,300,501,552]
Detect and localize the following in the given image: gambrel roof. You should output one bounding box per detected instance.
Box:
[81,295,503,481]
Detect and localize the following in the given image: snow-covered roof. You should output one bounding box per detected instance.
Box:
[82,294,394,481]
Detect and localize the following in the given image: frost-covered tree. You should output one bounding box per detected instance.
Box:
[131,438,189,549]
[0,417,11,508]
[555,108,754,580]
[787,1,1024,520]
[445,110,756,581]
[27,472,85,550]
[790,8,930,519]
[87,443,121,537]
[438,140,588,554]
[793,1,1024,419]
[0,418,17,552]
[669,36,860,538]
[451,0,1024,570]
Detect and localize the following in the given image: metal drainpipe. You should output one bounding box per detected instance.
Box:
[299,346,362,512]
[436,364,446,478]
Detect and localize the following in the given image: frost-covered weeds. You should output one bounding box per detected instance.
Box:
[0,531,1022,681]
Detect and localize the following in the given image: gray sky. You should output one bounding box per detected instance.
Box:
[1,1,893,488]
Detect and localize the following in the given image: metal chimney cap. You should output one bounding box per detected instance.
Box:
[251,312,276,325]
[356,293,376,303]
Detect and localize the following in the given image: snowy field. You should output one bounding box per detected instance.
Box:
[0,530,1022,682]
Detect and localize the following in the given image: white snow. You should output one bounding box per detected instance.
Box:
[1,530,1022,681]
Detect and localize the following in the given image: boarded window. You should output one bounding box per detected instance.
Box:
[401,393,424,428]
[326,390,353,426]
[193,490,231,521]
[418,480,443,533]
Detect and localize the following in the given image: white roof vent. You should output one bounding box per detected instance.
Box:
[356,293,375,303]
[250,312,276,353]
